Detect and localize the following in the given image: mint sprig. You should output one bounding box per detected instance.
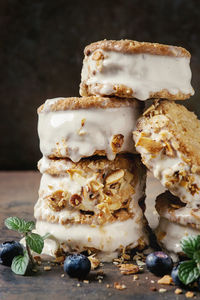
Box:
[4,216,49,275]
[178,235,200,285]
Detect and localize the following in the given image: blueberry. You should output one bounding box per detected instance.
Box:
[0,241,24,266]
[146,251,173,276]
[64,254,91,278]
[171,264,183,286]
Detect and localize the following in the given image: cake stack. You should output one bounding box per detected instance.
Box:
[34,39,195,261]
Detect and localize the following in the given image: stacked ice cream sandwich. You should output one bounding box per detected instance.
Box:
[133,100,200,258]
[34,39,195,262]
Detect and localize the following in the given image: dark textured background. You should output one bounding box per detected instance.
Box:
[1,0,200,170]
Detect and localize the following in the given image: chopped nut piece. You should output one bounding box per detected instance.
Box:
[185,291,194,298]
[83,280,89,284]
[157,275,173,285]
[69,194,82,207]
[54,256,65,263]
[92,51,104,61]
[88,255,100,270]
[133,275,139,281]
[44,266,51,271]
[159,288,167,293]
[106,169,125,185]
[174,288,182,295]
[136,136,163,153]
[118,263,140,275]
[47,190,68,211]
[114,282,126,290]
[111,134,124,152]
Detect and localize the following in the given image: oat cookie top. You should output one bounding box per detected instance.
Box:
[84,39,191,57]
[38,96,141,113]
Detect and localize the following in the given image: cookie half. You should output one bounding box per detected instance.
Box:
[155,191,200,256]
[80,39,194,101]
[38,96,143,162]
[133,100,200,205]
[34,154,148,261]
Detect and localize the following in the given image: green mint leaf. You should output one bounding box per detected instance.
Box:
[26,233,44,254]
[24,221,35,232]
[180,235,200,258]
[5,217,26,233]
[11,250,29,275]
[193,250,200,264]
[178,260,200,285]
[42,233,51,240]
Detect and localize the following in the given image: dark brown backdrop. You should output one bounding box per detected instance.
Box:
[1,0,200,170]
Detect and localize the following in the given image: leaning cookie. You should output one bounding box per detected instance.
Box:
[38,96,143,162]
[133,100,200,205]
[155,191,200,257]
[34,154,148,261]
[80,39,194,101]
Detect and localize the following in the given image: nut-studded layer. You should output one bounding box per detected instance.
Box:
[133,100,200,205]
[80,40,194,101]
[35,154,146,226]
[38,97,143,162]
[155,191,200,256]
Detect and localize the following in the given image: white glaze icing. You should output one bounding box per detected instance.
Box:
[155,217,200,255]
[35,217,148,262]
[81,50,194,100]
[38,99,142,162]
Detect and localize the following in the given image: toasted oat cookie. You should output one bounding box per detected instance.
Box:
[38,96,143,162]
[35,154,146,225]
[133,100,200,205]
[80,39,194,100]
[155,191,200,256]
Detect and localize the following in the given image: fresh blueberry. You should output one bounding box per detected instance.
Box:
[171,264,183,286]
[64,254,91,278]
[0,241,24,266]
[146,251,173,276]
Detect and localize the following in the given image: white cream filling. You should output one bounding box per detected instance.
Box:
[38,101,141,162]
[156,217,200,255]
[35,218,148,262]
[134,131,200,205]
[81,50,194,100]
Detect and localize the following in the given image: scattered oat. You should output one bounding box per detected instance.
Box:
[88,255,100,270]
[44,266,51,271]
[114,282,126,290]
[83,280,89,284]
[118,263,139,275]
[185,291,194,298]
[61,274,65,278]
[113,261,119,265]
[174,288,182,295]
[150,286,157,292]
[54,256,65,263]
[106,284,110,288]
[77,283,81,287]
[159,288,167,293]
[133,275,139,281]
[98,279,102,283]
[151,280,155,283]
[158,275,173,285]
[32,268,37,273]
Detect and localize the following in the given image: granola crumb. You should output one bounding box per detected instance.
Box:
[157,275,173,285]
[151,280,155,283]
[113,261,119,265]
[114,282,127,290]
[174,288,182,295]
[98,279,102,283]
[54,256,65,263]
[77,283,81,287]
[150,286,157,292]
[83,280,89,284]
[88,255,100,270]
[44,266,51,271]
[159,288,167,293]
[118,263,140,275]
[61,274,65,278]
[106,284,110,288]
[185,291,195,298]
[32,268,38,273]
[133,275,139,281]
